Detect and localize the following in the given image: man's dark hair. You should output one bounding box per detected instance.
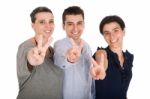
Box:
[62,6,84,24]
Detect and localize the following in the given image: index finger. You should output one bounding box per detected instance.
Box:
[69,38,77,47]
[35,34,43,48]
[98,53,105,66]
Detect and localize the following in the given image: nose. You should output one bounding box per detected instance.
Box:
[72,24,78,32]
[45,23,51,28]
[110,32,115,39]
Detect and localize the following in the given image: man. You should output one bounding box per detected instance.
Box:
[54,6,94,99]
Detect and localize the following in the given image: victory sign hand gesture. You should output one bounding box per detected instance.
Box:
[66,38,84,63]
[90,53,106,80]
[27,34,53,66]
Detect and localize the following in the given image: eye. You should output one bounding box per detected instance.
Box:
[77,21,83,25]
[113,27,122,33]
[49,20,54,24]
[103,32,110,36]
[77,21,84,27]
[39,20,45,24]
[114,29,119,33]
[68,22,73,25]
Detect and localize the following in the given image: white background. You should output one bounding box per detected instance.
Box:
[0,0,150,98]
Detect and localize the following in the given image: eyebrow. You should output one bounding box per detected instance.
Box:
[66,20,83,23]
[103,26,120,33]
[113,27,120,30]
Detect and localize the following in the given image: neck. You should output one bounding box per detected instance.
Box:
[110,46,122,55]
[72,38,81,45]
[110,46,124,66]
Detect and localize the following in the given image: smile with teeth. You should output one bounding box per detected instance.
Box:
[45,30,51,33]
[72,31,79,35]
[111,39,116,43]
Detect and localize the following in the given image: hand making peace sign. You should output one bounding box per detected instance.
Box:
[66,38,84,63]
[90,52,106,80]
[27,34,53,66]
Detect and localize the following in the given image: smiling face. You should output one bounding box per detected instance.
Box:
[103,22,125,50]
[63,15,84,43]
[32,12,54,42]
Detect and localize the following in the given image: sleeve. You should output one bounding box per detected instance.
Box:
[91,79,95,99]
[17,43,33,89]
[53,41,77,69]
[126,50,134,68]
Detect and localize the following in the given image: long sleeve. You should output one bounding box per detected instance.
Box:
[54,37,94,99]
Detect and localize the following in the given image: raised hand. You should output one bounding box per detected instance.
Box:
[27,34,53,66]
[90,53,106,80]
[66,38,84,63]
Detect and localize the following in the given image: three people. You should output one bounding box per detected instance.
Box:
[16,7,63,99]
[92,15,134,99]
[17,6,133,99]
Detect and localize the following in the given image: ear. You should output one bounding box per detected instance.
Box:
[83,22,85,29]
[62,23,65,30]
[31,23,34,29]
[123,29,125,36]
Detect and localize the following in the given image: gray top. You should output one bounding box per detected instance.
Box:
[17,40,63,99]
[54,37,94,99]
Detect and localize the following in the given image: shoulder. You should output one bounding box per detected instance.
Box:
[93,46,107,58]
[81,39,92,54]
[18,40,31,50]
[18,38,34,49]
[125,50,134,65]
[17,39,35,57]
[53,38,70,53]
[54,38,67,47]
[125,50,134,58]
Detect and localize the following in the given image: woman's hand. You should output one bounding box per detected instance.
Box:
[90,53,106,80]
[27,34,53,66]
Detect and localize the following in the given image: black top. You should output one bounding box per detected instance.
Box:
[93,46,134,99]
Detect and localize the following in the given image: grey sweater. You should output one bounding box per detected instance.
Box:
[16,40,63,99]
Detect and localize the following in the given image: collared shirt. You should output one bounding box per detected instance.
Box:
[54,37,94,99]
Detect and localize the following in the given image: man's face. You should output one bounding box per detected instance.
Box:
[63,15,84,42]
